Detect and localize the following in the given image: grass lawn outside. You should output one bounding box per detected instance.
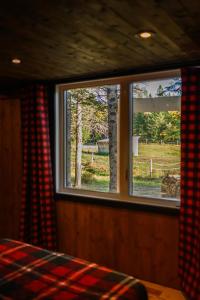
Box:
[69,143,180,198]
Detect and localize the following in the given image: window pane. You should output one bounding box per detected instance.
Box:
[131,77,181,200]
[64,85,119,193]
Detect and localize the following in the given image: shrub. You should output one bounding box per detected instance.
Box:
[82,171,95,183]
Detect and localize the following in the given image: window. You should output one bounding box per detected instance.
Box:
[130,77,181,201]
[56,70,181,208]
[64,85,119,193]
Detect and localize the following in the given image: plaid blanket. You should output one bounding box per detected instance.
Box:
[0,239,147,300]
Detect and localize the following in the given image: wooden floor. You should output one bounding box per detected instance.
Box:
[141,280,186,300]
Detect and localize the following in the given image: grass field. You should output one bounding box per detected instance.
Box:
[70,143,180,196]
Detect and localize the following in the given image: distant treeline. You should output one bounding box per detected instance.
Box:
[133,111,180,143]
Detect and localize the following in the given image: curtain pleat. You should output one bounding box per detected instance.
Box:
[179,67,200,300]
[19,84,57,250]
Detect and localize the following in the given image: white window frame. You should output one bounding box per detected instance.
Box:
[55,69,181,209]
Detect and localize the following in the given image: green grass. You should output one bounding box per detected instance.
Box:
[134,177,161,187]
[138,143,180,158]
[133,143,180,180]
[69,143,180,194]
[82,177,109,192]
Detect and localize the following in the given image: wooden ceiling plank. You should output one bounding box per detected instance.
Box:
[0,0,199,82]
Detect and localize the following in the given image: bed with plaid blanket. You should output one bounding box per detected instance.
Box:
[0,239,148,299]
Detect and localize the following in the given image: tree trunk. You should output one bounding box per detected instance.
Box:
[107,86,118,192]
[75,98,82,188]
[65,91,71,187]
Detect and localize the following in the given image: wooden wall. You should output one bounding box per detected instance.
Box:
[0,97,180,289]
[0,97,22,239]
[56,199,180,289]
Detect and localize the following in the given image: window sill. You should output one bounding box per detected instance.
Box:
[55,191,180,215]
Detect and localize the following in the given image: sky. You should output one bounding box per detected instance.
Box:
[133,77,181,97]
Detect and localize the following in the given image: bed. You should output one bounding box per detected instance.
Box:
[0,239,148,299]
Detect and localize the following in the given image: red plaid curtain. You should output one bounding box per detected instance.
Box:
[19,84,57,251]
[179,68,200,300]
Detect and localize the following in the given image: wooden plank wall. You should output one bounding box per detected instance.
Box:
[0,97,180,289]
[0,97,22,239]
[56,199,180,289]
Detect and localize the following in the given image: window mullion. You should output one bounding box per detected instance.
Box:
[119,82,130,199]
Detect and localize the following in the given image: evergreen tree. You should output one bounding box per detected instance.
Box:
[157,84,164,96]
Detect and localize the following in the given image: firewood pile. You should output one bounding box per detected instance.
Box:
[161,175,180,198]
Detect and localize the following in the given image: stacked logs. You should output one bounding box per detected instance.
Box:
[161,175,180,198]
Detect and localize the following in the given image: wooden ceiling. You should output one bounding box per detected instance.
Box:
[0,0,200,83]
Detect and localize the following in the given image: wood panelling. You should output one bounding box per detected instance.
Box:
[0,0,200,83]
[0,97,22,239]
[56,199,180,289]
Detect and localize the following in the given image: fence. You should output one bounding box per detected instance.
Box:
[133,158,180,178]
[140,139,180,145]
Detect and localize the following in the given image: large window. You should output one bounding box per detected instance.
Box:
[56,70,181,208]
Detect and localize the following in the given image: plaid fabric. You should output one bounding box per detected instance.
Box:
[179,67,200,300]
[0,239,147,300]
[19,84,57,251]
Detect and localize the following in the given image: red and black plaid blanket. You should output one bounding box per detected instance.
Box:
[0,239,147,300]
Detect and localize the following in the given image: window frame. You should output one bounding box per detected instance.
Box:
[55,69,181,209]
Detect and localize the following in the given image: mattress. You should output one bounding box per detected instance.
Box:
[0,239,148,299]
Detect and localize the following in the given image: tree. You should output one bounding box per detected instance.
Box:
[162,112,180,142]
[162,78,181,96]
[133,84,148,98]
[68,88,96,188]
[157,84,164,96]
[133,111,180,143]
[107,86,118,192]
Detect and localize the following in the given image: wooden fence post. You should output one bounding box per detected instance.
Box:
[150,159,153,178]
[91,152,94,163]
